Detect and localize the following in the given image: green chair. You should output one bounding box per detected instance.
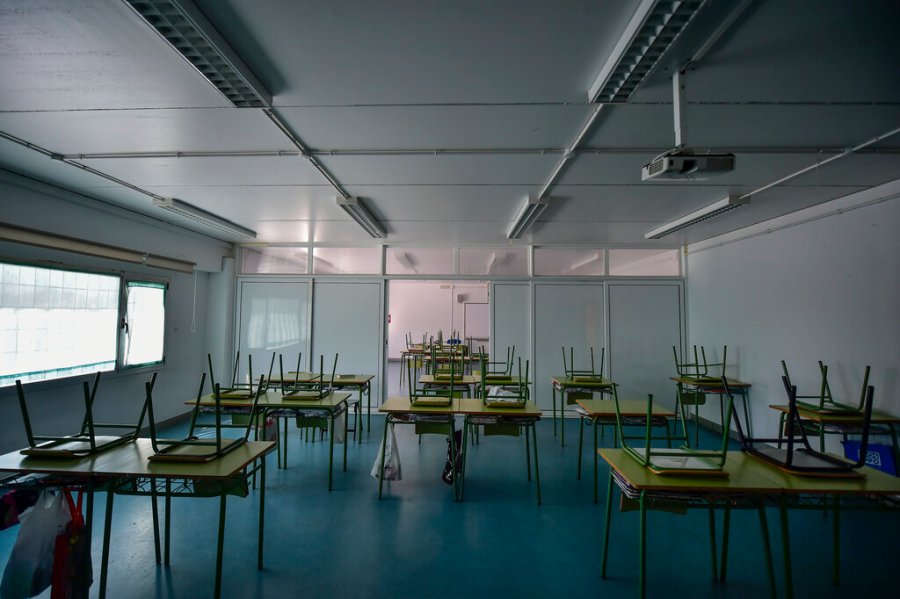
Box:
[480,356,529,408]
[562,346,605,382]
[15,372,152,458]
[614,385,731,476]
[781,359,870,414]
[409,348,458,406]
[148,374,265,462]
[673,345,727,382]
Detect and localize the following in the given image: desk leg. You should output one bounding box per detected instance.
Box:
[779,496,793,599]
[164,479,171,566]
[720,503,731,582]
[601,472,613,578]
[577,416,584,480]
[832,495,840,586]
[525,422,531,480]
[214,493,227,599]
[328,414,336,491]
[343,407,349,472]
[639,490,647,599]
[552,385,558,437]
[708,505,718,582]
[258,456,266,570]
[561,393,567,447]
[365,382,371,436]
[593,420,599,504]
[99,489,115,599]
[757,502,777,599]
[150,477,161,564]
[460,418,469,501]
[532,423,541,506]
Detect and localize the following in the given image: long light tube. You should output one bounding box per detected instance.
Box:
[644,195,749,239]
[336,196,387,238]
[507,196,551,239]
[153,197,257,238]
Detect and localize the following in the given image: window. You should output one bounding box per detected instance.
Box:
[0,261,167,387]
[312,247,381,274]
[608,249,680,276]
[122,281,166,367]
[386,248,454,275]
[458,247,527,276]
[534,248,606,276]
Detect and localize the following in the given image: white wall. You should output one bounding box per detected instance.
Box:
[0,173,231,452]
[686,192,900,450]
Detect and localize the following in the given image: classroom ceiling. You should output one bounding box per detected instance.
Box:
[0,0,898,246]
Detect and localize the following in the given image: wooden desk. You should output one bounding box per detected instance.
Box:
[0,439,274,599]
[671,376,752,445]
[551,376,616,446]
[329,374,375,441]
[600,447,900,599]
[378,396,459,499]
[576,399,676,503]
[768,403,899,469]
[456,398,542,505]
[192,390,351,490]
[419,373,479,394]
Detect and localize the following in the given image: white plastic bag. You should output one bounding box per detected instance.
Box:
[333,413,346,444]
[370,424,402,481]
[1,489,72,599]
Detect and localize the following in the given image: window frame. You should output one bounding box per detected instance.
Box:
[0,258,169,389]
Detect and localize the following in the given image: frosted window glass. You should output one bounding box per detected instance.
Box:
[386,248,454,275]
[609,249,680,276]
[458,248,527,276]
[124,282,166,367]
[534,248,605,276]
[312,247,381,274]
[241,246,309,274]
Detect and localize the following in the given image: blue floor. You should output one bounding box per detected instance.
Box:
[1,416,898,598]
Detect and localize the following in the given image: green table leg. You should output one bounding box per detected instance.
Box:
[328,413,336,491]
[720,503,732,582]
[258,456,266,570]
[779,496,793,599]
[150,477,161,564]
[525,422,532,480]
[639,490,647,599]
[832,495,840,586]
[461,417,469,501]
[214,493,227,599]
[365,382,371,436]
[577,415,584,480]
[164,479,171,566]
[552,385,558,436]
[708,504,718,581]
[593,419,599,504]
[532,422,541,506]
[561,391,567,447]
[757,503,777,599]
[99,489,114,599]
[343,406,349,472]
[601,472,614,578]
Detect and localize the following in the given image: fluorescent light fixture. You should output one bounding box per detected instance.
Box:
[124,0,271,107]
[507,196,551,239]
[589,0,708,103]
[644,195,749,239]
[153,197,257,239]
[336,196,387,238]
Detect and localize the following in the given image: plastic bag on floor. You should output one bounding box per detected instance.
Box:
[0,489,72,599]
[371,424,402,481]
[51,490,92,599]
[333,413,346,444]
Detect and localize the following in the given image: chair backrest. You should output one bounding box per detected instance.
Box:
[481,357,529,408]
[614,384,731,475]
[673,345,727,380]
[783,359,871,413]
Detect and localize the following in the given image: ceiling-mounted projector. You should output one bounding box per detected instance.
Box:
[641,149,735,181]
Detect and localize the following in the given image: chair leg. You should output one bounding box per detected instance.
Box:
[708,504,718,581]
[601,472,614,578]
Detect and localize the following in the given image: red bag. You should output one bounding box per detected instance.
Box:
[50,489,92,599]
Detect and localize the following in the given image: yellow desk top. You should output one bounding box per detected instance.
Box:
[419,374,478,385]
[602,448,900,496]
[552,376,615,388]
[191,390,351,409]
[768,404,900,423]
[671,376,751,388]
[0,439,275,480]
[602,448,785,495]
[380,396,457,415]
[266,372,321,384]
[456,398,541,417]
[576,399,675,418]
[329,374,375,385]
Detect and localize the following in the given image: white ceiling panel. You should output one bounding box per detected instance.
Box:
[193,0,637,105]
[320,154,557,185]
[0,109,292,154]
[0,0,230,110]
[1,0,898,247]
[78,155,327,186]
[273,104,592,150]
